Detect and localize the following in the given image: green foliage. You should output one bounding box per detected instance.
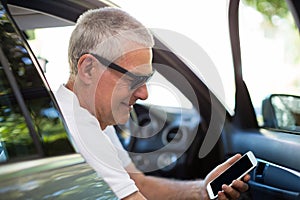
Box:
[243,0,289,26]
[242,0,300,63]
[24,30,35,40]
[0,105,73,158]
[0,2,74,161]
[0,111,31,145]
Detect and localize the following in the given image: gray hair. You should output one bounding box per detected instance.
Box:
[68,7,154,75]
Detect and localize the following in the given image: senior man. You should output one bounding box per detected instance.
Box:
[55,7,250,200]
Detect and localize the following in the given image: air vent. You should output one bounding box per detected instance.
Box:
[166,127,183,143]
[139,117,151,126]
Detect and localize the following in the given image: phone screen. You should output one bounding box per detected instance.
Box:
[210,155,253,196]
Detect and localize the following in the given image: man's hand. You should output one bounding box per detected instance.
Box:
[204,154,251,200]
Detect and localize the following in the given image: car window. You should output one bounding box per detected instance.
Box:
[139,71,193,109]
[239,0,300,129]
[26,26,73,92]
[0,4,74,163]
[112,0,235,114]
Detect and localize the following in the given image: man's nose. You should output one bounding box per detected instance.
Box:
[133,84,149,100]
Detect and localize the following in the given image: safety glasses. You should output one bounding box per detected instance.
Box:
[89,53,155,90]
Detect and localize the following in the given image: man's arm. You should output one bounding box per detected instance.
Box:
[126,154,250,200]
[126,164,206,199]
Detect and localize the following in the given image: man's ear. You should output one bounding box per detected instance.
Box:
[77,54,95,84]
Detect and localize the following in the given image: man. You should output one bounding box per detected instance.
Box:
[55,7,250,200]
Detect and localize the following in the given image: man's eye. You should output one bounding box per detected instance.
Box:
[123,75,134,82]
[121,77,134,86]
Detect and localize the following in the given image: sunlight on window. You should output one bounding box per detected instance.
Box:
[113,0,235,113]
[239,0,300,125]
[140,73,193,109]
[27,26,74,92]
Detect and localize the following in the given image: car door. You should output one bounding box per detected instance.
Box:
[0,1,117,199]
[223,0,300,199]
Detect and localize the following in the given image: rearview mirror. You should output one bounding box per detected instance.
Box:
[262,94,300,132]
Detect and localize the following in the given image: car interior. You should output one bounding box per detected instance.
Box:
[1,0,300,199]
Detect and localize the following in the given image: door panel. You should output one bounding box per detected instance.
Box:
[222,127,300,199]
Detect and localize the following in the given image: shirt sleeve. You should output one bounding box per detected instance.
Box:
[104,126,133,168]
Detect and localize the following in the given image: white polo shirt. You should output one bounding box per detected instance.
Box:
[55,85,137,199]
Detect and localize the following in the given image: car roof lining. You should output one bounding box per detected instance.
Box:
[7,4,74,30]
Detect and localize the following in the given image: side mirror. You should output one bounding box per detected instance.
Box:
[262,94,300,132]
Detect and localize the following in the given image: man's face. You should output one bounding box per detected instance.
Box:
[95,48,153,128]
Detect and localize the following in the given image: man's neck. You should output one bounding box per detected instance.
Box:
[65,79,109,131]
[100,121,107,131]
[65,80,74,91]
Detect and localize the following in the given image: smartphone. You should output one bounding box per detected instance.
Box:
[206,151,257,199]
